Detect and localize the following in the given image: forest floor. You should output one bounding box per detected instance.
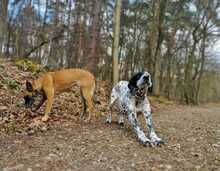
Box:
[0,59,220,171]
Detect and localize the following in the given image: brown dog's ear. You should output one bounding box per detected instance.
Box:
[26,81,33,92]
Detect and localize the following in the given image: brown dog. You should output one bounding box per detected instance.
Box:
[24,68,96,122]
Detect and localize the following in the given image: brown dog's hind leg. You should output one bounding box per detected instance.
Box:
[80,88,87,119]
[85,96,94,122]
[81,86,94,122]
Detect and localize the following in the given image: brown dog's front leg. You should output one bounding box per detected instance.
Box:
[42,88,54,122]
[35,92,47,111]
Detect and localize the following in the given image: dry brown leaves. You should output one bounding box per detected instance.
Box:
[0,59,110,135]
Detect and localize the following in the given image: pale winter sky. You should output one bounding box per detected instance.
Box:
[212,40,220,61]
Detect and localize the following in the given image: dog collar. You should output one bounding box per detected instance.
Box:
[132,87,146,100]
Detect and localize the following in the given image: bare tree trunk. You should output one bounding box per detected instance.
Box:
[0,0,9,55]
[195,27,207,104]
[165,23,177,99]
[184,37,198,104]
[49,0,60,67]
[5,24,12,57]
[112,0,122,85]
[84,0,101,74]
[147,0,167,96]
[73,0,81,67]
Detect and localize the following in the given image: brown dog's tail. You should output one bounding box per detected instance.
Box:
[93,80,101,104]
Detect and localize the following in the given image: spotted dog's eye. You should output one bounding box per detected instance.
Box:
[143,75,149,81]
[135,73,143,81]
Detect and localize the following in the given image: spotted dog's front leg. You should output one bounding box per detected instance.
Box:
[143,103,164,145]
[144,111,164,145]
[127,109,151,145]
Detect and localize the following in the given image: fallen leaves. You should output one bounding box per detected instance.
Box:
[0,59,110,135]
[1,59,220,171]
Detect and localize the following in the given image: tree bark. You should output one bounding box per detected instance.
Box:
[0,0,9,55]
[147,0,167,96]
[84,0,101,75]
[112,0,122,85]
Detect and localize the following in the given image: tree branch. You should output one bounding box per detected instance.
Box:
[24,28,64,58]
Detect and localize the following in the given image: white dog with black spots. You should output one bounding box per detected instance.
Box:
[106,72,164,146]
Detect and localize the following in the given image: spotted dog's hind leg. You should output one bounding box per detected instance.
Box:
[106,87,118,124]
[117,112,125,126]
[105,106,113,124]
[142,102,164,145]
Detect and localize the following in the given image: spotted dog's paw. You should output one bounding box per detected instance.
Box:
[105,120,111,124]
[150,132,164,146]
[105,113,112,124]
[137,136,152,147]
[139,139,152,147]
[151,139,165,146]
[105,118,112,124]
[118,121,124,127]
[118,122,125,127]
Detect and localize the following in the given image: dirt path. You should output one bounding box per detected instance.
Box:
[0,104,220,171]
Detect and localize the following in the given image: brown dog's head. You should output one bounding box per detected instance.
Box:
[24,81,37,107]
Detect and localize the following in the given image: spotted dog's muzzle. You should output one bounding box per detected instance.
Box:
[135,88,146,99]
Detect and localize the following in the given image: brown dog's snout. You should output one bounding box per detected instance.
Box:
[24,95,35,107]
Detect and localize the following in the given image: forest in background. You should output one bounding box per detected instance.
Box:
[0,0,220,104]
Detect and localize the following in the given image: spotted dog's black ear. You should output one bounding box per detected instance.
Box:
[147,72,153,93]
[128,82,136,94]
[148,83,153,93]
[128,72,143,93]
[26,81,33,92]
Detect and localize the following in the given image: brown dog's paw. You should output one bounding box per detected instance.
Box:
[84,118,91,123]
[42,115,49,122]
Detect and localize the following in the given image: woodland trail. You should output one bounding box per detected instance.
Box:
[0,59,220,170]
[1,103,220,171]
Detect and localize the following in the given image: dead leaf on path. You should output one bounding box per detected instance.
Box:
[0,106,8,110]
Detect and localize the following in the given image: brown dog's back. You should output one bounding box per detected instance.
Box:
[43,69,95,93]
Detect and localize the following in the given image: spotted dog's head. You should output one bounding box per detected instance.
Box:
[128,72,153,95]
